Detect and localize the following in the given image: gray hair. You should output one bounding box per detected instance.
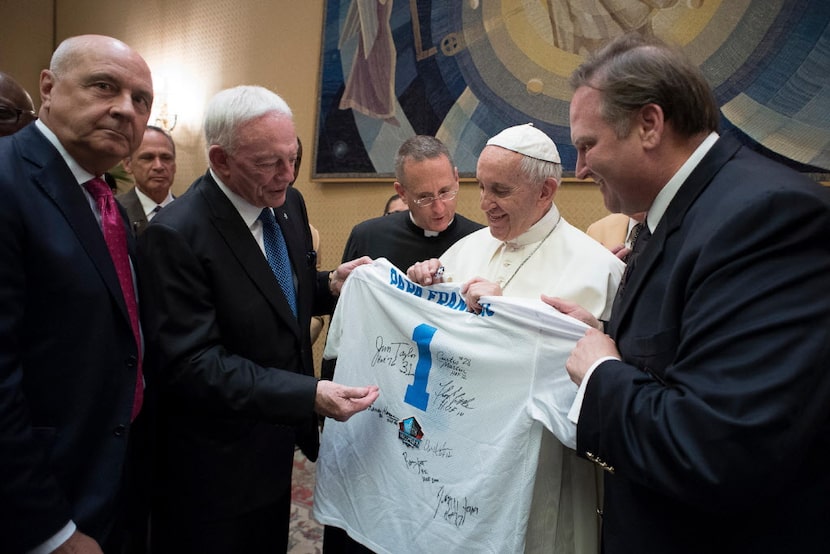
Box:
[203,85,293,155]
[569,32,719,138]
[519,155,562,188]
[394,135,454,184]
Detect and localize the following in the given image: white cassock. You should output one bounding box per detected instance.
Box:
[439,205,624,554]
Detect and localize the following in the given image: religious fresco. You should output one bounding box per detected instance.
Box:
[314,0,830,179]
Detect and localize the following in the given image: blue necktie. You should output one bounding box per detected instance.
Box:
[259,208,297,316]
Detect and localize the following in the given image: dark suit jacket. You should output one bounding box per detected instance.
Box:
[341,210,484,270]
[580,136,830,553]
[116,187,149,236]
[0,125,141,553]
[139,171,330,523]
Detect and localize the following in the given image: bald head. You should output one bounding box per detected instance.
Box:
[0,71,36,137]
[39,35,153,175]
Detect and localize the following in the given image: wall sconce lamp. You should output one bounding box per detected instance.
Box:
[154,102,177,132]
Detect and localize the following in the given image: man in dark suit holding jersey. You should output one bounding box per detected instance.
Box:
[545,33,830,553]
[140,85,378,553]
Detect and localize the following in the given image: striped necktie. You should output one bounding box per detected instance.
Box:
[614,221,651,305]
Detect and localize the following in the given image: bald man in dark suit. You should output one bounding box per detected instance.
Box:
[0,35,154,554]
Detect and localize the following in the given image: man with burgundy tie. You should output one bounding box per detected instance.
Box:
[139,85,379,553]
[0,35,154,554]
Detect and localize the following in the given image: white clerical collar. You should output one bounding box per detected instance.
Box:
[209,168,263,229]
[410,212,453,237]
[35,119,95,185]
[647,132,719,233]
[503,204,560,249]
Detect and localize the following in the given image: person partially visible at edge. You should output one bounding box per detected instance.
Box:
[0,70,36,137]
[544,32,830,553]
[586,211,646,260]
[383,193,406,215]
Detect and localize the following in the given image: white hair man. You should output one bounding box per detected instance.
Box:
[139,85,378,553]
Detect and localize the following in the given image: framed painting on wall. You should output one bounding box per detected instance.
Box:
[313,0,830,181]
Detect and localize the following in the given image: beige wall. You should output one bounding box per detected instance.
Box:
[0,0,610,362]
[0,0,609,250]
[0,0,55,109]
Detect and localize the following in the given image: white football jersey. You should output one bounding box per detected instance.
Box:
[314,258,588,553]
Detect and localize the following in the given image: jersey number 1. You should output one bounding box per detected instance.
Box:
[404,323,437,411]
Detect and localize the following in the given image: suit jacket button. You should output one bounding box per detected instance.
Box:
[125,355,137,369]
[113,424,127,437]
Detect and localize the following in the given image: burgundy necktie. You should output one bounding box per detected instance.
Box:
[85,177,143,420]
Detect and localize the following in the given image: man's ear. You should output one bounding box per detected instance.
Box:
[540,176,559,202]
[393,181,407,201]
[638,103,665,149]
[208,145,230,178]
[123,157,133,174]
[39,69,55,111]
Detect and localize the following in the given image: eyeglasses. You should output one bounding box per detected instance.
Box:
[410,189,459,207]
[0,104,37,125]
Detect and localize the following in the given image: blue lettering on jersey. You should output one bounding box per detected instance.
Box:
[389,266,471,312]
[425,289,467,311]
[390,267,424,297]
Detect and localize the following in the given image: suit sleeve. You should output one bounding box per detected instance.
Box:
[0,183,72,552]
[341,226,361,264]
[578,186,830,512]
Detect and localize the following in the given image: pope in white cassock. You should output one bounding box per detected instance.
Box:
[408,123,625,554]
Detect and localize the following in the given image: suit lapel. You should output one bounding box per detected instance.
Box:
[198,174,301,336]
[117,188,149,236]
[609,136,742,336]
[22,128,133,327]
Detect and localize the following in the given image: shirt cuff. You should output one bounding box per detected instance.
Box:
[567,356,620,424]
[28,521,76,554]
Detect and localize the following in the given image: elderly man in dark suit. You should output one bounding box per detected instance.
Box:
[140,85,379,554]
[117,125,176,235]
[546,33,830,553]
[0,35,154,554]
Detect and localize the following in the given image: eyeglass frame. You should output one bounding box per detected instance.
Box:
[409,188,459,208]
[0,104,37,125]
